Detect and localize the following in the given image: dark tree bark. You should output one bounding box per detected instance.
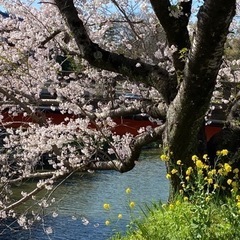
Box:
[163,0,236,196]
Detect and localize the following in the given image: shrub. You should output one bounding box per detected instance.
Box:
[111,150,240,239]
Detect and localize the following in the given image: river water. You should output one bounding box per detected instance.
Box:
[1,149,169,240]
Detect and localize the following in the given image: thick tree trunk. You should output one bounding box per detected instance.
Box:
[163,0,236,197]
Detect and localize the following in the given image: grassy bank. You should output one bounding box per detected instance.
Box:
[108,150,240,239]
[111,196,240,240]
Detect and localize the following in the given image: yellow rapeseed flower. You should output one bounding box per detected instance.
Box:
[118,214,123,219]
[224,163,232,173]
[237,201,240,209]
[171,169,178,174]
[206,196,211,202]
[214,183,219,189]
[227,179,232,185]
[186,167,193,176]
[192,155,198,162]
[166,173,171,179]
[233,168,239,174]
[221,149,229,156]
[207,178,213,185]
[196,160,204,169]
[203,154,208,161]
[181,183,186,188]
[129,201,135,208]
[185,176,190,181]
[176,200,181,206]
[105,220,110,226]
[177,160,182,165]
[125,187,131,194]
[218,168,223,175]
[183,196,188,202]
[160,154,169,162]
[208,169,217,177]
[216,150,221,156]
[103,203,110,210]
[179,189,183,195]
[169,204,174,210]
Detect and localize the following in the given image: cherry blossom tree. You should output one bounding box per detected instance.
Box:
[0,0,239,227]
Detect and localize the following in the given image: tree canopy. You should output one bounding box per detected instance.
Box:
[0,0,240,229]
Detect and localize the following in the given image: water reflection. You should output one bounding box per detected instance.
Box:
[2,149,169,240]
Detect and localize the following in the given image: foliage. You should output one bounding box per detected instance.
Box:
[112,198,240,240]
[111,151,240,240]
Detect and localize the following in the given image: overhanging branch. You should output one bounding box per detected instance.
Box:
[87,124,165,173]
[54,0,170,102]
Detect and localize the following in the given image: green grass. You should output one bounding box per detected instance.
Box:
[111,197,240,240]
[109,151,240,240]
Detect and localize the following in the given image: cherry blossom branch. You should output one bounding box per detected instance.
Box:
[6,171,57,184]
[39,29,62,47]
[0,87,46,125]
[87,19,144,27]
[54,0,171,103]
[149,0,192,72]
[1,170,73,212]
[86,124,165,172]
[110,0,142,40]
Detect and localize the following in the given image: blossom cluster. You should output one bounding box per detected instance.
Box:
[161,150,240,207]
